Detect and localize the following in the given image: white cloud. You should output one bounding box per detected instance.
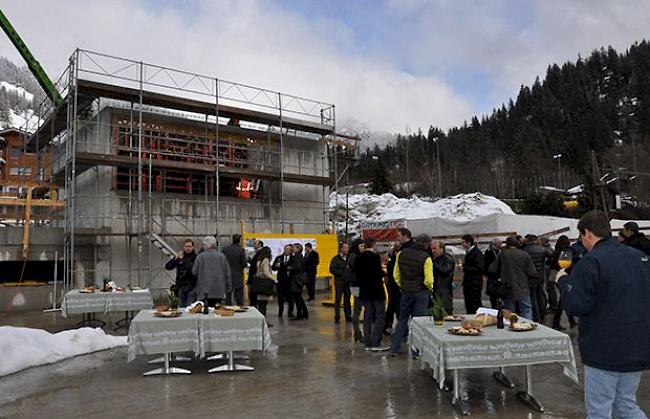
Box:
[0,0,471,133]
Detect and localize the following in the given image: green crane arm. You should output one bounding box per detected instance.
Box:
[0,9,63,106]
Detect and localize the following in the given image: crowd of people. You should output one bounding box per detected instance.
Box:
[164,234,321,327]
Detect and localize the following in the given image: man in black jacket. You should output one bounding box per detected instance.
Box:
[483,239,501,309]
[555,211,650,418]
[523,234,547,322]
[273,244,294,318]
[329,242,353,324]
[247,239,263,308]
[622,221,650,255]
[355,237,387,350]
[461,234,484,314]
[164,238,197,307]
[431,240,455,314]
[289,243,309,320]
[383,242,401,335]
[304,243,320,301]
[222,234,247,306]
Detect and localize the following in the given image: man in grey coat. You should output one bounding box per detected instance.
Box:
[222,234,247,306]
[192,236,232,306]
[489,236,537,319]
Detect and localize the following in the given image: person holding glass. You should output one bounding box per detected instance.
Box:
[548,235,576,330]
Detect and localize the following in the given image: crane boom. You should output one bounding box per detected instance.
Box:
[0,9,63,106]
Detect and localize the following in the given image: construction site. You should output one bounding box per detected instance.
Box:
[0,48,359,308]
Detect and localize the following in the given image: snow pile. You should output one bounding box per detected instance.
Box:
[330,192,515,234]
[0,81,34,102]
[0,326,127,377]
[7,109,41,132]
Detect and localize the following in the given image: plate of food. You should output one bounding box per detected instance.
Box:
[154,309,181,318]
[444,315,465,322]
[224,305,248,312]
[509,321,538,332]
[448,326,482,336]
[79,286,96,293]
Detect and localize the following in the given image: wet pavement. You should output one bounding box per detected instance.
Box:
[1,299,648,419]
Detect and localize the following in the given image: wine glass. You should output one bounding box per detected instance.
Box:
[558,249,573,270]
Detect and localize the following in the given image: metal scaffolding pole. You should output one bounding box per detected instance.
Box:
[278,93,285,233]
[215,78,220,237]
[137,61,144,287]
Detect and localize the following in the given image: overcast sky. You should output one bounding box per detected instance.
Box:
[1,0,649,133]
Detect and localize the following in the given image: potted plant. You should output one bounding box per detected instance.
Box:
[428,296,448,326]
[168,288,179,312]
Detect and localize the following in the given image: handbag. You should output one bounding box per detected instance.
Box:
[251,274,275,296]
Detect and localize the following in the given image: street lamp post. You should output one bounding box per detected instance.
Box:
[553,154,562,188]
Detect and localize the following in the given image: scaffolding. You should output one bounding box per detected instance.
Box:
[26,49,359,294]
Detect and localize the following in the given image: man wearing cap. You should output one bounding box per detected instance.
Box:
[622,221,650,255]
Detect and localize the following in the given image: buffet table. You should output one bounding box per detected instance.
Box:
[127,307,271,376]
[408,317,579,415]
[61,289,154,329]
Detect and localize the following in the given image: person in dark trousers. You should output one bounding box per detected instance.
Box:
[622,221,650,255]
[304,242,320,301]
[483,239,501,309]
[389,234,434,356]
[522,234,547,322]
[247,239,263,308]
[431,240,455,314]
[548,235,576,330]
[355,237,387,350]
[254,246,277,326]
[273,244,294,318]
[164,238,197,307]
[555,210,650,418]
[383,242,401,334]
[461,234,484,314]
[192,236,232,307]
[288,243,309,320]
[489,236,537,320]
[539,236,558,311]
[329,242,353,324]
[222,234,247,306]
[349,239,365,342]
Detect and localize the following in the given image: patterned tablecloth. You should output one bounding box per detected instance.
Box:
[60,290,154,318]
[127,308,271,362]
[408,317,579,389]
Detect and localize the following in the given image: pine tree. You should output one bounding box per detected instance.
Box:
[371,160,393,195]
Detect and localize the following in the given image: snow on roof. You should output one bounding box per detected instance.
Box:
[566,184,584,194]
[330,192,515,235]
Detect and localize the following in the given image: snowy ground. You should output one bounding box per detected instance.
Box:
[0,326,127,377]
[330,192,515,235]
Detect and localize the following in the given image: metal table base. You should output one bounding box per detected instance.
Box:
[143,353,191,376]
[208,350,254,373]
[76,313,106,328]
[114,311,135,332]
[207,352,249,361]
[149,354,192,364]
[516,365,544,412]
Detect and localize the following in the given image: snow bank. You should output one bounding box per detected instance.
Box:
[0,326,127,377]
[330,192,515,234]
[0,81,34,102]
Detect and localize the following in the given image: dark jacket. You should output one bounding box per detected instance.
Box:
[221,243,247,290]
[385,252,401,295]
[347,251,359,286]
[558,238,650,372]
[288,252,306,293]
[248,250,261,281]
[329,254,354,284]
[396,244,432,294]
[272,254,292,294]
[489,247,537,301]
[523,243,546,286]
[483,247,500,296]
[462,246,484,286]
[164,251,197,288]
[432,252,455,312]
[625,232,650,256]
[355,250,386,301]
[304,250,320,277]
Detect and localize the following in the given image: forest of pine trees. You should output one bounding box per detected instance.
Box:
[354,41,650,212]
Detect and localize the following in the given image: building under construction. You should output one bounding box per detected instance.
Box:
[1,49,358,303]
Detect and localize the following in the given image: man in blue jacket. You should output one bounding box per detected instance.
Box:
[555,211,650,419]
